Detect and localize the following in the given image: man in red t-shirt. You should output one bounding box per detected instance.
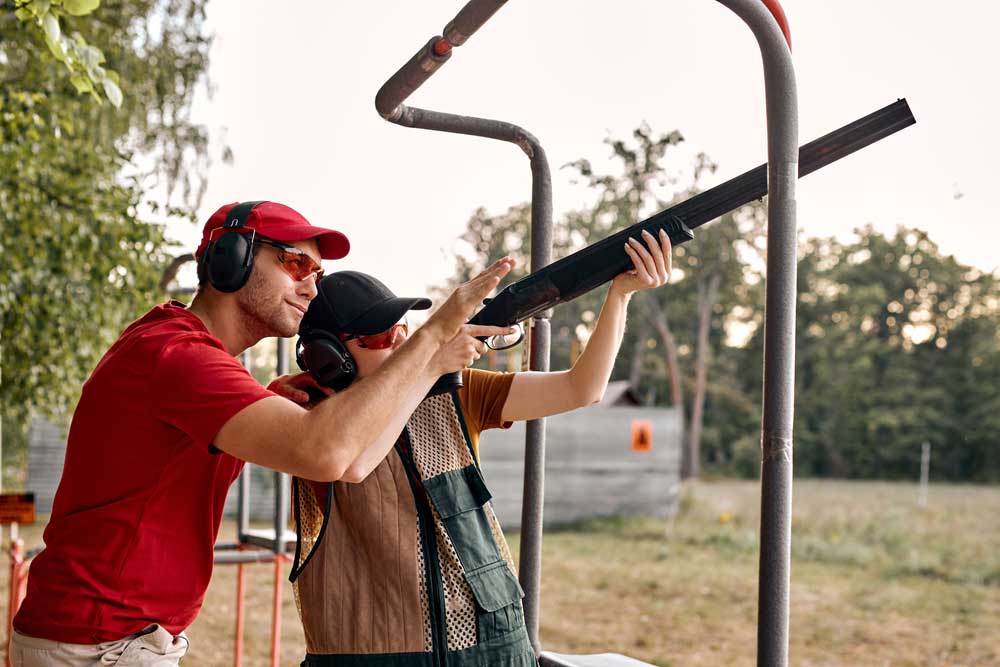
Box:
[11,201,515,666]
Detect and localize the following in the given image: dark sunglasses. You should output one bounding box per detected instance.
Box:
[340,320,409,350]
[256,239,324,282]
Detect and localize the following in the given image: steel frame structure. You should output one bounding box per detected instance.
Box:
[375,1,798,665]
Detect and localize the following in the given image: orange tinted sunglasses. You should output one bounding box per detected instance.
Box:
[256,239,324,282]
[340,321,409,350]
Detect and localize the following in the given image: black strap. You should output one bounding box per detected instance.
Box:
[224,200,267,229]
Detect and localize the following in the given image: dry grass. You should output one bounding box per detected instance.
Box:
[2,480,997,666]
[538,480,1000,667]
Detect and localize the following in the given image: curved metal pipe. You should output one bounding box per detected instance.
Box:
[375,0,508,120]
[714,2,798,666]
[761,0,792,50]
[390,106,552,652]
[375,4,552,649]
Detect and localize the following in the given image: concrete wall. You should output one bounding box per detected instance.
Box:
[477,404,683,529]
[27,419,67,514]
[29,403,682,527]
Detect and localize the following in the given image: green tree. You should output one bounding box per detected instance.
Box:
[12,0,122,106]
[1,0,214,457]
[739,226,1000,480]
[563,126,765,479]
[438,124,767,479]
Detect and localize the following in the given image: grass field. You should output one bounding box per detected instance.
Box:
[2,480,997,666]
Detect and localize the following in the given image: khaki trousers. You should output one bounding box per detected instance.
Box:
[10,625,189,667]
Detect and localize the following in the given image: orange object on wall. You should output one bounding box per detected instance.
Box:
[631,420,653,452]
[0,493,35,525]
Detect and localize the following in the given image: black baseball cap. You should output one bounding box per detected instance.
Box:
[301,270,432,337]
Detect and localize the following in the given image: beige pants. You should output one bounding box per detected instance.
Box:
[10,625,189,667]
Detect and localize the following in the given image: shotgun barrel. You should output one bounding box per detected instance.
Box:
[421,99,915,397]
[470,99,915,330]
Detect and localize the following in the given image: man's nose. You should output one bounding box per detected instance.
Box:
[298,274,319,300]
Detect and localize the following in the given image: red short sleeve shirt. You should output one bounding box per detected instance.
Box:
[15,302,276,643]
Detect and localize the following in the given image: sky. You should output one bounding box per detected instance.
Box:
[168,0,1000,299]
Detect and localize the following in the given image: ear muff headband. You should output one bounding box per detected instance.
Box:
[296,329,357,392]
[202,200,267,293]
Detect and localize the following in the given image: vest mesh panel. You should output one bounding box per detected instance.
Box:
[415,513,434,652]
[409,394,479,650]
[292,478,325,619]
[408,394,476,475]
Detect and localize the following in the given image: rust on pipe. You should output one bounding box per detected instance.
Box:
[234,563,246,667]
[269,555,288,667]
[761,0,792,49]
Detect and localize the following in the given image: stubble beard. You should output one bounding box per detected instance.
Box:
[236,269,300,340]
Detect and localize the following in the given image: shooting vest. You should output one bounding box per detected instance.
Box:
[291,389,536,667]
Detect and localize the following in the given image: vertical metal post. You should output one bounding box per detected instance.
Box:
[918,442,931,508]
[233,563,246,667]
[384,109,553,651]
[270,557,284,667]
[519,145,552,652]
[237,351,252,545]
[271,339,290,667]
[273,339,291,556]
[713,2,798,667]
[5,539,21,667]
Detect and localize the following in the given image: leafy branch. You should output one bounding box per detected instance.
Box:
[12,0,122,106]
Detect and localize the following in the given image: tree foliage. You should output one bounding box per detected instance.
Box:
[13,0,122,106]
[438,124,766,478]
[735,227,1000,481]
[438,125,1000,482]
[1,0,213,433]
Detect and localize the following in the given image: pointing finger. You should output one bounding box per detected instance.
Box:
[464,324,517,339]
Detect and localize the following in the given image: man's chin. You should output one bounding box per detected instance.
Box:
[276,320,301,338]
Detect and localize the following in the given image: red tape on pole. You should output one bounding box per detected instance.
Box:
[761,0,792,50]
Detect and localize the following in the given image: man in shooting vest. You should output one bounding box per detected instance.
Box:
[283,229,672,667]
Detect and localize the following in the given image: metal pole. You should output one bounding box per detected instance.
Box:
[270,557,284,667]
[237,350,252,545]
[234,562,246,667]
[5,540,20,667]
[387,106,552,652]
[375,1,552,651]
[273,339,291,556]
[270,338,290,667]
[519,144,552,652]
[713,3,798,667]
[918,441,930,508]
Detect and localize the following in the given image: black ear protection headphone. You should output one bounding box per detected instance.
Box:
[200,200,267,293]
[296,328,357,393]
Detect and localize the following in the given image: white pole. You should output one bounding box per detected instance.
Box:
[918,441,931,508]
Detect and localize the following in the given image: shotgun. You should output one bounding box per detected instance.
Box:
[429,99,916,395]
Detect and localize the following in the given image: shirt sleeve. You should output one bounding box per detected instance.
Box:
[151,336,277,452]
[458,368,516,436]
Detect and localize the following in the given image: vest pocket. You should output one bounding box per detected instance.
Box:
[466,561,526,643]
[423,466,501,572]
[465,561,524,612]
[422,465,527,642]
[423,465,492,519]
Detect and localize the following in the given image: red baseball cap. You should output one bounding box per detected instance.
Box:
[196,201,350,260]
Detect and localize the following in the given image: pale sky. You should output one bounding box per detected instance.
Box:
[169,0,1000,299]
